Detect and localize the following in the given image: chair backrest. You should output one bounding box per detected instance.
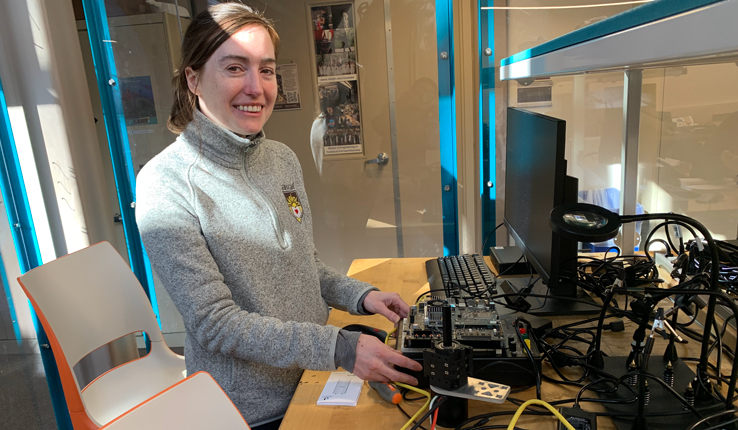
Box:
[18,241,162,376]
[100,372,251,430]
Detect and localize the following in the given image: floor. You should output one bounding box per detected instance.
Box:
[0,346,56,430]
[0,341,185,430]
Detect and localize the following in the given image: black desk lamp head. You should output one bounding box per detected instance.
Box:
[549,203,621,243]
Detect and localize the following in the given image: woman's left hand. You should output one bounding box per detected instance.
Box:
[362,291,410,324]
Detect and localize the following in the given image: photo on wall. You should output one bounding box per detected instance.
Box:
[274,63,301,111]
[319,80,361,155]
[310,2,363,156]
[311,3,357,83]
[120,76,157,126]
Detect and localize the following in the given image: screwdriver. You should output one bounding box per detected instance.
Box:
[368,381,402,404]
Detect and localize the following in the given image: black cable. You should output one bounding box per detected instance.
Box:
[408,396,447,430]
[488,292,607,309]
[590,277,620,361]
[463,427,527,430]
[686,411,738,430]
[454,410,551,430]
[497,253,525,277]
[510,383,536,394]
[415,288,447,304]
[646,238,674,256]
[701,417,738,430]
[472,359,537,380]
[396,403,427,430]
[481,222,504,256]
[513,318,541,399]
[401,387,427,402]
[645,286,738,406]
[456,404,729,430]
[644,220,699,262]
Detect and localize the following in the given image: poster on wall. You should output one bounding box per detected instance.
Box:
[310,2,363,155]
[274,63,301,111]
[120,76,157,126]
[319,80,361,154]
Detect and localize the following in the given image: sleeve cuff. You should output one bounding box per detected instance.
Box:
[356,289,376,315]
[334,329,361,372]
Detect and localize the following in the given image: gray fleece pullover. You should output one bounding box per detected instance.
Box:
[135,110,375,425]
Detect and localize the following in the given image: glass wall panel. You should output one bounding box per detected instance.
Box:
[257,0,445,270]
[486,0,643,248]
[76,1,191,345]
[638,63,738,248]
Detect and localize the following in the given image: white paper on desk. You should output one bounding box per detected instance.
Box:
[317,371,364,406]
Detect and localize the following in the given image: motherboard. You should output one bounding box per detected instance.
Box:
[397,294,544,387]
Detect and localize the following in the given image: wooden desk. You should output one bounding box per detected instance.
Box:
[280,258,728,430]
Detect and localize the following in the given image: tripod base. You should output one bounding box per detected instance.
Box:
[591,356,723,430]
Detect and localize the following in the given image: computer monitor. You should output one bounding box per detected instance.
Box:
[502,107,598,315]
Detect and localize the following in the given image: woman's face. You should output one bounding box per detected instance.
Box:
[186,25,277,136]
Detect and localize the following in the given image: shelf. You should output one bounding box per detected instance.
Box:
[500,0,738,81]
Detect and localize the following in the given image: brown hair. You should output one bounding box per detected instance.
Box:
[168,3,281,134]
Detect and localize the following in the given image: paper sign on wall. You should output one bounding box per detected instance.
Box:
[274,63,301,111]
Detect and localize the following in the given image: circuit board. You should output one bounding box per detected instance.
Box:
[400,296,533,358]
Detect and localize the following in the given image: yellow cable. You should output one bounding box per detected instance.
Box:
[395,382,430,430]
[386,326,397,345]
[507,399,575,430]
[384,326,431,430]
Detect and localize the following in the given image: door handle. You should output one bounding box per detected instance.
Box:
[365,153,389,165]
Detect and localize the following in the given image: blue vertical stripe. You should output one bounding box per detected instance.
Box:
[480,1,497,253]
[0,75,73,429]
[80,0,160,324]
[436,0,459,256]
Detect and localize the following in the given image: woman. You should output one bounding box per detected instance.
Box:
[135,3,422,429]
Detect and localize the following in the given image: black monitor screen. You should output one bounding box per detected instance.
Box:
[504,107,577,295]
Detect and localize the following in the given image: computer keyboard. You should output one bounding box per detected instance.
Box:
[425,254,497,298]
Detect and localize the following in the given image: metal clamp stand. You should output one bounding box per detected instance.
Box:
[626,295,656,430]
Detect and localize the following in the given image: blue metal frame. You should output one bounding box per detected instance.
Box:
[436,0,459,256]
[0,76,73,428]
[80,0,160,323]
[480,0,496,253]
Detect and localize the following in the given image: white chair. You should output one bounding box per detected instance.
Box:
[17,242,196,429]
[101,372,250,429]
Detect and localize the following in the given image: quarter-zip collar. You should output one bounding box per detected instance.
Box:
[181,109,266,169]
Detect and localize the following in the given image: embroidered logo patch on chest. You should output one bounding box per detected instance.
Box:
[282,184,303,223]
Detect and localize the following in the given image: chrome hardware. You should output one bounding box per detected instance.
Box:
[365,153,389,165]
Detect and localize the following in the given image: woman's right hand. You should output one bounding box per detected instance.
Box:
[352,334,423,385]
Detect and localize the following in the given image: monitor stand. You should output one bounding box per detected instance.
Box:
[498,277,600,316]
